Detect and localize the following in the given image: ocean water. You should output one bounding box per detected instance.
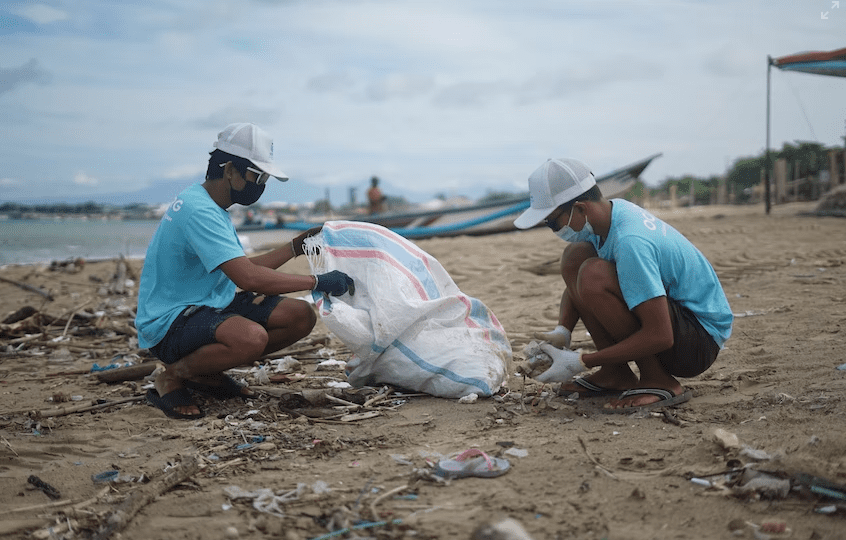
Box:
[0,217,299,266]
[0,218,162,266]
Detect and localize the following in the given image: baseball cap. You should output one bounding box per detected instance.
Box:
[213,123,288,181]
[513,158,596,229]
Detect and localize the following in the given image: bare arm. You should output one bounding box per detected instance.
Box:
[249,242,296,270]
[581,296,674,368]
[219,256,315,295]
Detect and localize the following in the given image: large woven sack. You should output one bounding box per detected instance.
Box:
[304,221,511,398]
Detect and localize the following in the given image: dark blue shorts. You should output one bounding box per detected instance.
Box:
[657,297,720,378]
[150,291,283,365]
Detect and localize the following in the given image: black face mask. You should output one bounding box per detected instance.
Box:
[230,178,265,206]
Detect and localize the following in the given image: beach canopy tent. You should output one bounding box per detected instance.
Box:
[765,47,846,213]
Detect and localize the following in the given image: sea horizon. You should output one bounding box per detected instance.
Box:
[0,217,300,267]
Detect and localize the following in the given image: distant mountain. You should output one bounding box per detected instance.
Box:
[6,178,201,207]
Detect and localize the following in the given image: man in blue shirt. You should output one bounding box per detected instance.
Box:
[136,123,353,419]
[514,158,732,412]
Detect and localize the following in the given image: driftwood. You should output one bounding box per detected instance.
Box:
[109,256,128,295]
[95,362,159,383]
[3,395,146,418]
[0,276,54,301]
[1,305,39,324]
[91,455,201,540]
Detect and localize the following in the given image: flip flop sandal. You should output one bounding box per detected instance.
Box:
[146,388,205,420]
[558,377,621,397]
[434,449,511,479]
[599,387,692,415]
[184,374,252,400]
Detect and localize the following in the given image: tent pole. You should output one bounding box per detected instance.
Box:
[765,55,773,215]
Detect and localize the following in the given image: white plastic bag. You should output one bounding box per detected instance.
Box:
[304,221,511,398]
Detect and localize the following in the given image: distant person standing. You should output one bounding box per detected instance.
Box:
[136,122,354,420]
[367,176,387,215]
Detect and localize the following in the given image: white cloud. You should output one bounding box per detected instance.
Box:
[13,4,69,25]
[73,172,98,186]
[0,177,21,187]
[164,164,205,179]
[0,0,843,205]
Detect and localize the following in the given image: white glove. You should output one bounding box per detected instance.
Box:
[533,343,586,383]
[532,325,572,349]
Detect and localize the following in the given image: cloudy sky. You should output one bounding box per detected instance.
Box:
[1,0,844,207]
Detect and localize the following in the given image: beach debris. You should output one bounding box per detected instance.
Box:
[27,475,61,500]
[516,341,552,378]
[223,481,331,517]
[471,517,536,540]
[6,395,147,419]
[712,428,742,450]
[503,447,529,458]
[94,361,159,383]
[90,455,200,540]
[0,276,54,301]
[459,393,479,404]
[48,257,85,274]
[745,519,792,539]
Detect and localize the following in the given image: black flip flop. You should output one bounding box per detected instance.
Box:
[184,374,252,401]
[599,388,692,415]
[558,377,621,397]
[146,388,205,420]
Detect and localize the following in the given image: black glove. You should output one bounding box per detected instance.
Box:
[314,270,355,296]
[292,226,323,256]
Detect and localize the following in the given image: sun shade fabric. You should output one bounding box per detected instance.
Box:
[772,47,846,78]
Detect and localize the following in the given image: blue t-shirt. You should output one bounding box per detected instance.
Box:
[135,184,246,349]
[566,199,732,348]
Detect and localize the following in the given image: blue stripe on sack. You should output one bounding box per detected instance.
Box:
[391,339,492,395]
[468,297,511,350]
[326,225,441,300]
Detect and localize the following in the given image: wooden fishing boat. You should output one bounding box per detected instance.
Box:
[245,153,661,239]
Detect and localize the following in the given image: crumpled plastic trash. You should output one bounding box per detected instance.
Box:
[223,481,331,517]
[517,341,553,378]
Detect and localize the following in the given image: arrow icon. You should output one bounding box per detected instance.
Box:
[821,11,829,18]
[833,1,840,8]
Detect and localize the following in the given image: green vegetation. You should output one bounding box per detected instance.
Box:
[643,141,833,204]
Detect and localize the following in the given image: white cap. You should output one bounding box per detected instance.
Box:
[213,123,288,181]
[513,158,596,229]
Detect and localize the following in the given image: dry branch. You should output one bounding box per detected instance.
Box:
[0,276,54,301]
[91,455,201,540]
[2,395,145,418]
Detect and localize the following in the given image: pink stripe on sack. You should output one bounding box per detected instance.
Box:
[326,221,433,272]
[456,294,493,342]
[324,246,430,301]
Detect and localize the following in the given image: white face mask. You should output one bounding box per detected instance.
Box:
[553,205,594,241]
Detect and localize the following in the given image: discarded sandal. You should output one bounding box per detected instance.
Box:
[600,388,692,414]
[434,449,510,479]
[146,388,205,420]
[184,373,252,401]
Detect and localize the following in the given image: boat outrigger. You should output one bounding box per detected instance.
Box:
[248,153,661,240]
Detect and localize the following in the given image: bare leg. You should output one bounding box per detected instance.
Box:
[557,244,638,393]
[155,298,316,416]
[575,258,682,408]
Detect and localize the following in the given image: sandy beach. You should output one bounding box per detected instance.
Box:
[1,201,845,540]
